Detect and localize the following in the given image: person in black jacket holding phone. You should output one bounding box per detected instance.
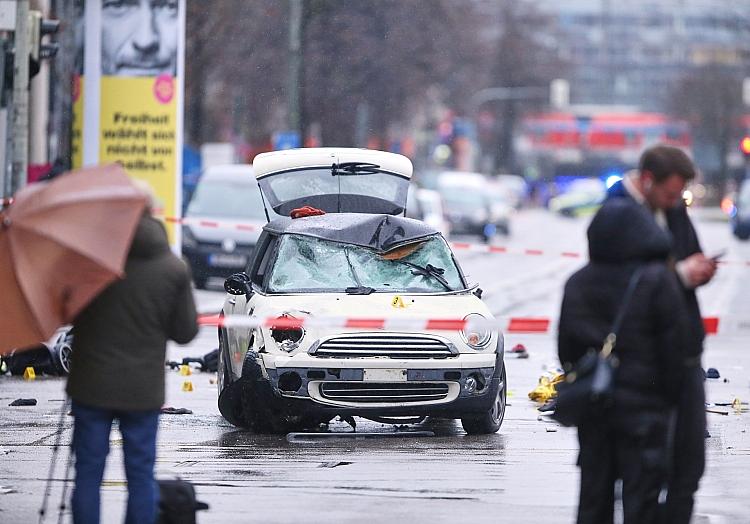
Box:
[607,145,715,523]
[559,199,689,524]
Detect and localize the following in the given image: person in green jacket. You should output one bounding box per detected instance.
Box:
[67,205,198,524]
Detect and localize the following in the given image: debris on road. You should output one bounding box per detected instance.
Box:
[706,367,721,379]
[528,371,564,403]
[287,431,435,443]
[509,343,529,359]
[538,399,556,412]
[732,397,747,414]
[161,407,193,415]
[318,461,353,468]
[0,486,17,494]
[166,349,219,373]
[8,398,37,406]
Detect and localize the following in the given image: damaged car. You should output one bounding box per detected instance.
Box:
[217,148,506,434]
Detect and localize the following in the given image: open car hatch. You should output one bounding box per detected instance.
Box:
[253,148,413,216]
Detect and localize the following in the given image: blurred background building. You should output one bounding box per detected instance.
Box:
[536,0,750,109]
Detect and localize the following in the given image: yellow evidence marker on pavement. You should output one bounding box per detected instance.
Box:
[181,380,194,392]
[23,367,36,380]
[179,364,192,376]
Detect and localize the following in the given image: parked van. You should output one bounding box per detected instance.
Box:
[182,165,269,288]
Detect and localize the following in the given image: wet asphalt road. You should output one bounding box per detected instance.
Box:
[1,209,749,523]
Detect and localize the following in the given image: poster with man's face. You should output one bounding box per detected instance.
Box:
[101,0,179,77]
[79,0,185,248]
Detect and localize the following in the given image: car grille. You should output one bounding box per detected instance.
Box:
[312,334,455,359]
[319,382,450,403]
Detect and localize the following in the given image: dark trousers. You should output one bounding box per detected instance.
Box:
[665,366,706,524]
[576,411,668,524]
[71,400,160,524]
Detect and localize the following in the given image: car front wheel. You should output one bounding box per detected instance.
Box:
[461,363,506,435]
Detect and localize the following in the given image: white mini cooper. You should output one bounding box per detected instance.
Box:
[217,148,506,434]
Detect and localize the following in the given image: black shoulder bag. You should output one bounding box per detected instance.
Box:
[552,267,644,427]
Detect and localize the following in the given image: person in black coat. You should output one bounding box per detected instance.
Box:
[558,198,689,524]
[607,145,715,523]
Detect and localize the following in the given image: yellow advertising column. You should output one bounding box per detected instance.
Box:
[99,75,178,231]
[71,75,83,169]
[81,0,185,246]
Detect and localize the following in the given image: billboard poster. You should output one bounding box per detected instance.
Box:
[81,0,185,247]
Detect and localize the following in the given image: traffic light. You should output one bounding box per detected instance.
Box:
[28,10,59,79]
[741,136,750,158]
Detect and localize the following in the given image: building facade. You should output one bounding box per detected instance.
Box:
[536,0,750,109]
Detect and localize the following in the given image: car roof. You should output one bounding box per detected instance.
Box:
[201,164,255,182]
[263,212,440,253]
[253,148,413,179]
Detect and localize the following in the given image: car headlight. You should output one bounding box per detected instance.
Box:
[461,313,492,348]
[182,225,198,249]
[269,314,305,352]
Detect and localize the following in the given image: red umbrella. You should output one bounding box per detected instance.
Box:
[0,164,148,353]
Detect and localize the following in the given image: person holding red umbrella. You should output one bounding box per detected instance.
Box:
[65,181,198,524]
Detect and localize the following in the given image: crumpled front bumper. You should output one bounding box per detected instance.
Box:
[222,350,504,422]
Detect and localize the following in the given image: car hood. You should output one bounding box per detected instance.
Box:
[255,291,492,335]
[250,291,497,355]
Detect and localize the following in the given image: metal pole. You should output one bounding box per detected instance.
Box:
[11,0,30,194]
[49,0,74,169]
[288,0,302,136]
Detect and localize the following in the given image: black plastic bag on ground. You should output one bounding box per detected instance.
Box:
[157,478,209,524]
[201,349,219,373]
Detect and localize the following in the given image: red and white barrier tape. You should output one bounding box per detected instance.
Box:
[163,216,261,232]
[198,313,550,333]
[160,215,750,266]
[198,314,735,336]
[449,242,583,259]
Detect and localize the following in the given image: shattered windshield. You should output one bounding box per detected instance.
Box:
[268,234,464,293]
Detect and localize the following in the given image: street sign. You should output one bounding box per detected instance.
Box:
[0,1,16,31]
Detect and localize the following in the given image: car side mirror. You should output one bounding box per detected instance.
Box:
[473,287,483,299]
[224,273,253,299]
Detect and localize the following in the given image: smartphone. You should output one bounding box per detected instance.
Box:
[709,249,727,261]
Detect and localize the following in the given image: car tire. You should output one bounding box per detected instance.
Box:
[241,389,299,434]
[461,363,506,435]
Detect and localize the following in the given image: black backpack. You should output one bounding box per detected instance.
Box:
[157,478,209,524]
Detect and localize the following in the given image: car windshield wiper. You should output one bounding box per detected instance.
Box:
[342,247,374,294]
[390,260,453,292]
[331,162,380,176]
[345,286,376,295]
